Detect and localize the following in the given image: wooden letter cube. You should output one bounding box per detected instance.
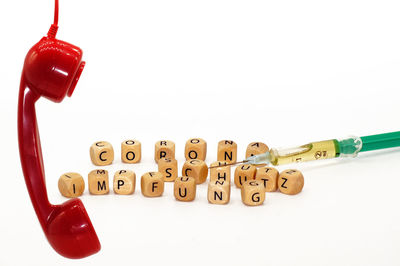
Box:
[208,179,230,205]
[88,169,109,195]
[209,161,231,183]
[185,138,207,161]
[241,180,265,206]
[121,140,141,163]
[217,140,237,163]
[278,169,304,195]
[246,142,269,158]
[174,176,196,201]
[90,141,114,166]
[141,172,164,197]
[154,140,175,163]
[182,159,208,184]
[158,158,178,182]
[255,167,279,192]
[234,164,256,188]
[113,170,136,195]
[58,172,85,198]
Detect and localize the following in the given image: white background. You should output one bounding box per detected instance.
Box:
[1,0,400,265]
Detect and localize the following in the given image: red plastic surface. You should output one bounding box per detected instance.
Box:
[18,36,100,259]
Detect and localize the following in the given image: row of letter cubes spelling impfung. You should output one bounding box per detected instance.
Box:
[89,139,270,166]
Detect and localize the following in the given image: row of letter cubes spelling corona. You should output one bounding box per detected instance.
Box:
[89,139,267,166]
[60,139,304,206]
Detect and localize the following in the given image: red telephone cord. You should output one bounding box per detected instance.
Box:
[47,0,59,38]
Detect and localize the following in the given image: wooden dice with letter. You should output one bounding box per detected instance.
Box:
[174,176,196,201]
[255,167,279,192]
[217,140,237,163]
[234,164,256,188]
[182,159,208,184]
[58,172,85,198]
[88,169,109,195]
[210,161,231,183]
[278,169,304,195]
[141,172,164,197]
[158,158,178,182]
[121,140,141,163]
[90,141,114,166]
[185,138,207,160]
[154,140,175,163]
[241,180,265,206]
[208,179,230,204]
[113,170,136,195]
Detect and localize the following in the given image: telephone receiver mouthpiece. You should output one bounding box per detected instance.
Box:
[18,35,101,259]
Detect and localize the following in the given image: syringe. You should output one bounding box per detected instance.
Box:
[210,131,400,168]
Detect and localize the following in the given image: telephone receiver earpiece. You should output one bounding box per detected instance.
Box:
[18,35,101,258]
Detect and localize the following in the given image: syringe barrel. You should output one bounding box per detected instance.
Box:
[268,140,339,165]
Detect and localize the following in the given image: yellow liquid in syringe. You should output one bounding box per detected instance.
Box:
[269,140,340,165]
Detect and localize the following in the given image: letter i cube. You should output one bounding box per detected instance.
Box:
[58,172,85,198]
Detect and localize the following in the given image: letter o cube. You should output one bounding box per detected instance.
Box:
[234,164,256,188]
[90,141,114,166]
[141,172,164,197]
[88,169,109,195]
[121,140,141,163]
[185,138,207,161]
[58,172,85,198]
[174,176,196,202]
[278,169,304,195]
[113,170,136,195]
[182,159,208,184]
[241,180,265,206]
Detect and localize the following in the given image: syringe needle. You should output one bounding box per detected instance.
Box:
[208,160,249,169]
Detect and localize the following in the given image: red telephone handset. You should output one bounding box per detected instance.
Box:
[17,0,100,259]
